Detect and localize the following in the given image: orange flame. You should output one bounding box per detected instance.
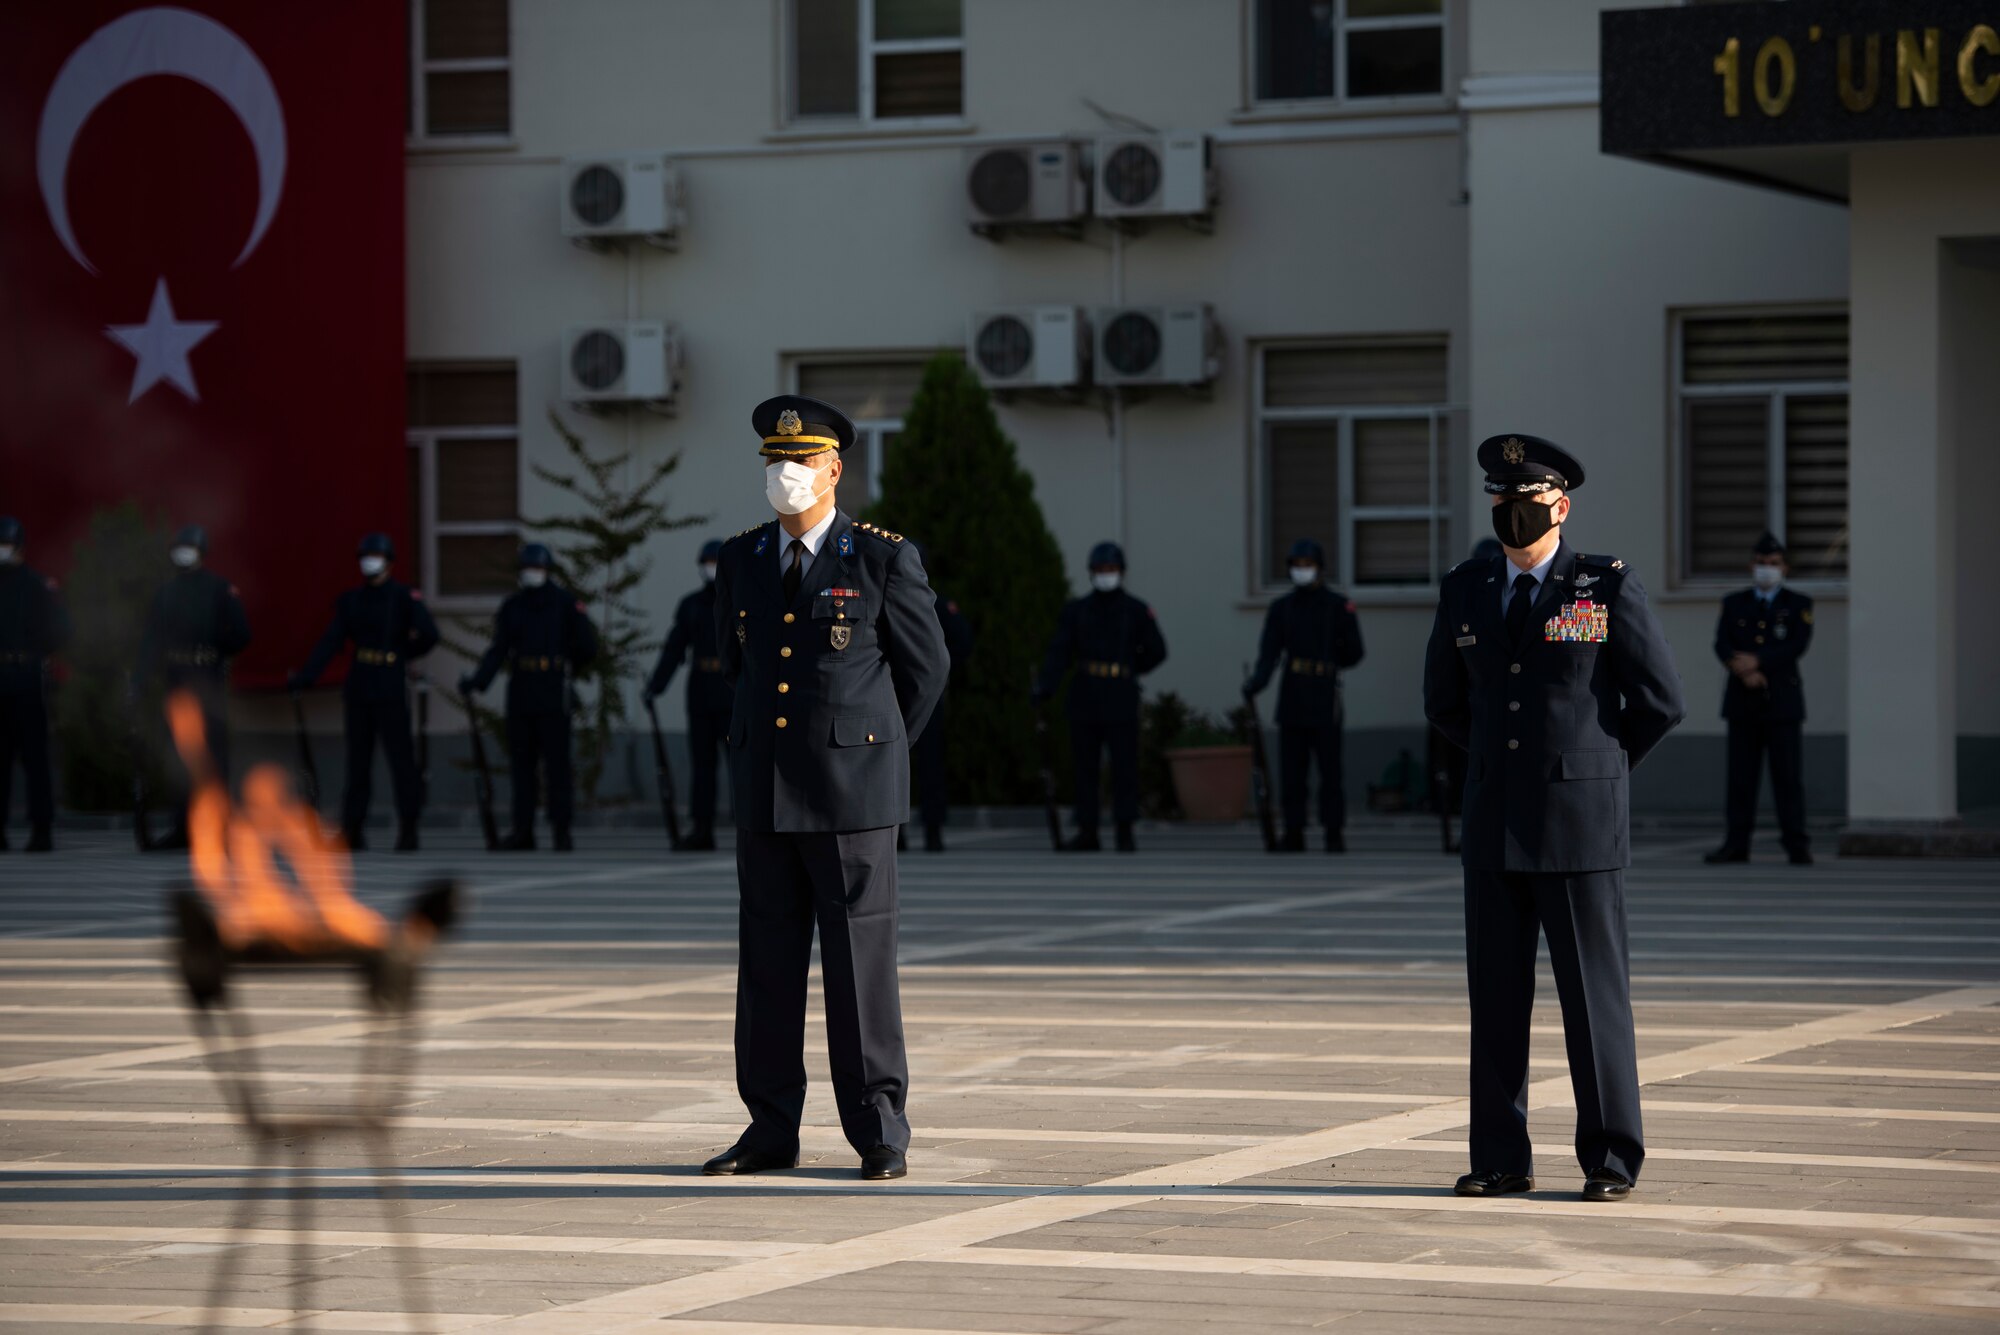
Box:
[166,690,387,953]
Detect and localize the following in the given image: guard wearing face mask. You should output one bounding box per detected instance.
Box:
[1033,542,1168,852]
[1706,531,1813,866]
[1243,538,1364,852]
[1424,434,1684,1206]
[0,517,70,853]
[288,534,439,852]
[703,393,948,1184]
[459,543,600,852]
[643,538,732,851]
[138,524,252,849]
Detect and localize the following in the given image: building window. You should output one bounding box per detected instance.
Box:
[407,361,520,603]
[1252,0,1445,106]
[408,0,511,141]
[1677,309,1849,582]
[792,358,930,514]
[788,0,964,126]
[1255,339,1454,590]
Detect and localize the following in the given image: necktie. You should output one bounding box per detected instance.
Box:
[784,539,804,602]
[1505,571,1538,646]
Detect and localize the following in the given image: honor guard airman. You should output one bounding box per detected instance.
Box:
[459,543,600,852]
[1706,531,1814,866]
[907,578,973,853]
[0,518,71,852]
[702,394,948,1183]
[1034,541,1167,852]
[643,538,734,851]
[139,524,251,849]
[1244,537,1365,852]
[289,534,440,852]
[1424,434,1685,1204]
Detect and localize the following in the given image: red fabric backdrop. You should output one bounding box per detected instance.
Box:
[0,1,405,688]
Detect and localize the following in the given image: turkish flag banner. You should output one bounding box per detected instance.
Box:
[0,2,405,688]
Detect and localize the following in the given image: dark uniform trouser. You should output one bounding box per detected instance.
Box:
[1070,716,1139,830]
[913,706,947,832]
[1278,723,1344,833]
[341,694,421,833]
[0,689,54,830]
[688,707,730,831]
[1724,716,1808,854]
[1465,868,1644,1183]
[734,827,909,1155]
[506,708,573,834]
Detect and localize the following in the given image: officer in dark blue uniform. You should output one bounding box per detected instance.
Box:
[0,518,70,853]
[644,539,733,851]
[1034,542,1167,852]
[139,524,252,849]
[460,543,599,852]
[289,534,440,852]
[1424,434,1685,1204]
[1706,531,1813,866]
[906,584,973,853]
[1244,537,1364,852]
[701,394,948,1183]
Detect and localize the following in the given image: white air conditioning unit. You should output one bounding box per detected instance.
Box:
[1092,303,1220,388]
[561,322,682,410]
[561,156,685,246]
[1093,133,1217,222]
[967,306,1089,389]
[963,141,1089,234]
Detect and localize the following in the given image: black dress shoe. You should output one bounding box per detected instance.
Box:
[1581,1170,1633,1202]
[860,1145,907,1180]
[395,824,419,853]
[1787,848,1814,866]
[553,828,574,852]
[1454,1170,1533,1197]
[1114,823,1136,852]
[924,825,944,853]
[25,828,53,853]
[1325,829,1346,853]
[499,830,536,852]
[701,1144,799,1176]
[682,829,717,851]
[1277,829,1305,853]
[1703,846,1748,864]
[1065,832,1101,852]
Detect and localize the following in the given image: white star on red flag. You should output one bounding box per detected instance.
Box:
[106,277,218,404]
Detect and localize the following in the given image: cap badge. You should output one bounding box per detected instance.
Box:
[1502,437,1526,464]
[775,409,803,436]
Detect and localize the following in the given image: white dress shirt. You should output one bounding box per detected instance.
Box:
[778,509,838,577]
[1501,546,1561,614]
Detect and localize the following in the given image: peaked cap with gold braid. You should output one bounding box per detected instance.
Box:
[753,394,856,459]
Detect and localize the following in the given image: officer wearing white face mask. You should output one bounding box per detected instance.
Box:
[138,524,251,850]
[1033,541,1168,852]
[1243,537,1365,852]
[289,533,439,851]
[1706,530,1814,866]
[643,538,733,850]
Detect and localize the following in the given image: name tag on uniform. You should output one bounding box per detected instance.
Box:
[1456,635,1477,647]
[1546,599,1608,643]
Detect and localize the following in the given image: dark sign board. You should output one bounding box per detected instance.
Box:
[1603,1,2000,156]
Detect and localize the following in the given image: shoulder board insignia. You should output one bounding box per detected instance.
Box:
[731,524,760,539]
[1575,553,1622,571]
[1801,608,1814,625]
[855,522,905,542]
[1612,559,1625,569]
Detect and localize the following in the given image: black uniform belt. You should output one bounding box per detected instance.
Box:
[514,656,563,671]
[1288,658,1340,677]
[0,651,39,666]
[695,657,723,672]
[166,648,220,667]
[354,648,400,666]
[1082,661,1130,679]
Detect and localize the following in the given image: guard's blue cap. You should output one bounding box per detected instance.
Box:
[1753,530,1785,556]
[753,395,855,458]
[1287,538,1324,566]
[358,532,395,559]
[0,517,20,546]
[173,524,208,553]
[1478,433,1585,494]
[698,539,724,563]
[517,542,555,570]
[1088,541,1125,570]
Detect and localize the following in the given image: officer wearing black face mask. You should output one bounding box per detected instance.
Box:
[1424,433,1685,1206]
[139,524,252,849]
[643,539,733,851]
[0,517,70,853]
[1706,531,1813,866]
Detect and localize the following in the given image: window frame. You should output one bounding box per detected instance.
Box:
[786,353,939,508]
[1246,0,1450,113]
[1250,339,1459,599]
[783,0,967,130]
[407,0,514,148]
[1670,303,1851,592]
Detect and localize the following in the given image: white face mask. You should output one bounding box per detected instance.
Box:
[0,545,15,564]
[699,562,718,583]
[360,555,389,578]
[1289,565,1319,587]
[520,568,548,589]
[1751,564,1783,592]
[1090,571,1122,593]
[170,545,200,569]
[765,460,828,516]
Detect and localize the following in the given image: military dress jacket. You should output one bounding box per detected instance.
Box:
[1713,587,1813,722]
[467,583,600,714]
[1036,590,1168,724]
[0,563,69,695]
[140,569,251,688]
[713,511,949,833]
[1423,541,1686,874]
[298,580,440,703]
[1245,584,1364,728]
[647,582,733,718]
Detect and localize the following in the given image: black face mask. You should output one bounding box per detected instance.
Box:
[1491,496,1560,549]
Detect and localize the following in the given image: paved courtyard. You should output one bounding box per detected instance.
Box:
[1,825,1996,1332]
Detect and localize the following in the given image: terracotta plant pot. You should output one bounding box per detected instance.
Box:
[1165,744,1254,822]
